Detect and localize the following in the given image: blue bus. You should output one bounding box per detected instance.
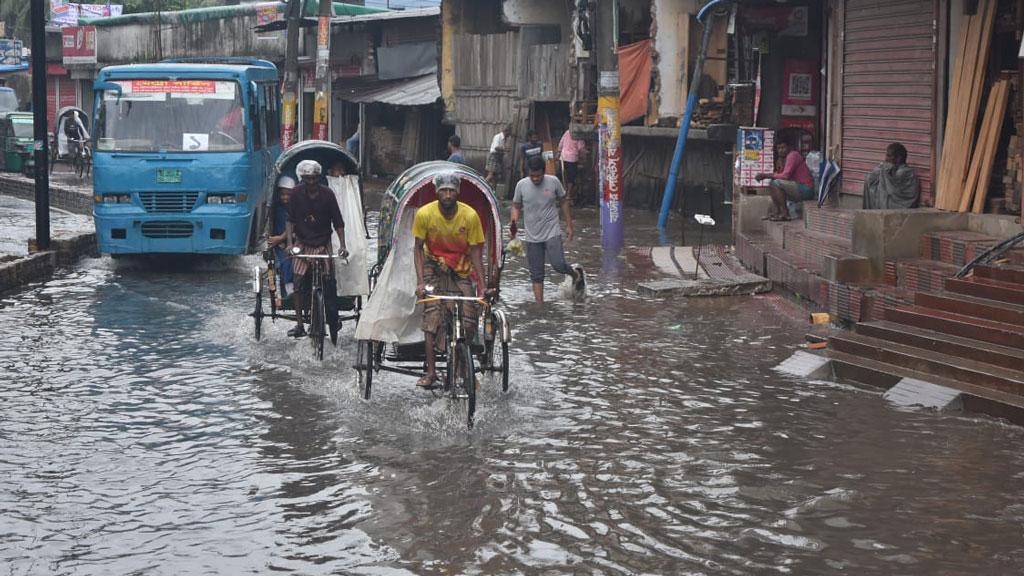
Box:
[92,59,281,255]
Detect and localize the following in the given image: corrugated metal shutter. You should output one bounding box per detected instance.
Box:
[841,0,937,204]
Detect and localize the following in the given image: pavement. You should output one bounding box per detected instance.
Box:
[637,244,772,298]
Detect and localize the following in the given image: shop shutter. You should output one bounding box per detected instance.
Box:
[841,0,938,205]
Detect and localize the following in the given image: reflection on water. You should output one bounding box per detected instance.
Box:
[1,206,1023,574]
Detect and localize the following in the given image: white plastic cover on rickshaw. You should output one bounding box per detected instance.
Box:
[354,208,422,344]
[327,175,370,296]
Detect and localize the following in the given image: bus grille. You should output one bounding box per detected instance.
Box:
[139,191,199,213]
[141,221,193,239]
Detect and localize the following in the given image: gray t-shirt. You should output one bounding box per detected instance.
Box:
[513,175,565,243]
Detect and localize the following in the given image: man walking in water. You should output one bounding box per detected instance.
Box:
[511,156,585,304]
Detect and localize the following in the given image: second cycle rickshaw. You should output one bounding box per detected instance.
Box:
[49,106,91,178]
[250,140,369,360]
[353,161,512,428]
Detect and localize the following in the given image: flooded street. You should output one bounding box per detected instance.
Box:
[0,195,93,256]
[2,205,1024,575]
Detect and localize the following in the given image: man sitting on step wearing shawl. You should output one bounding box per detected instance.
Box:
[862,142,920,210]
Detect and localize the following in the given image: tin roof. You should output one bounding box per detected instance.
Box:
[335,74,440,107]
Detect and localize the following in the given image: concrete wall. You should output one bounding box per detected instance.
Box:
[94,13,286,65]
[653,0,700,121]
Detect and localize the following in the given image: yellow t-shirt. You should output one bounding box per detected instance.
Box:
[412,200,485,277]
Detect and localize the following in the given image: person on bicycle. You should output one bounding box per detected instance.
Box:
[413,172,487,387]
[285,160,347,338]
[64,111,85,160]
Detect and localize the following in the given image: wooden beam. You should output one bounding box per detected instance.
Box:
[973,78,1010,213]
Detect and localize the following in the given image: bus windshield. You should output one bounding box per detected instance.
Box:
[96,79,246,153]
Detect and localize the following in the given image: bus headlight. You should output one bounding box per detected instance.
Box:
[102,194,131,203]
[206,194,237,204]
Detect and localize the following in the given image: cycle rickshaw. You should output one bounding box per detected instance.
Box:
[353,161,512,428]
[49,106,91,178]
[250,140,369,360]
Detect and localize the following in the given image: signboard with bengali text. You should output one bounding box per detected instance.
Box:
[61,26,96,65]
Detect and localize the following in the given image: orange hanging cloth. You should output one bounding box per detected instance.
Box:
[617,39,653,125]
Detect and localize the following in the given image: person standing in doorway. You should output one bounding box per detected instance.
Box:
[511,156,585,304]
[446,134,466,164]
[556,128,586,204]
[518,129,544,179]
[485,124,511,187]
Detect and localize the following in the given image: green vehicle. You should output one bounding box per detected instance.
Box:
[0,112,35,175]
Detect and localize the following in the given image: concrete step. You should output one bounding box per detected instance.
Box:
[803,204,854,241]
[735,232,769,277]
[915,290,1024,326]
[826,349,1024,424]
[919,230,997,266]
[974,263,1024,284]
[885,305,1024,349]
[786,229,872,283]
[945,276,1024,306]
[764,218,802,251]
[856,320,1023,371]
[830,332,1024,396]
[894,258,959,293]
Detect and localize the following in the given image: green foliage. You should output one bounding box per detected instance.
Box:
[0,1,31,41]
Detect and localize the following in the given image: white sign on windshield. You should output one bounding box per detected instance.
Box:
[183,133,209,151]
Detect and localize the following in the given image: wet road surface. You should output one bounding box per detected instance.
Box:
[2,206,1024,574]
[0,195,93,256]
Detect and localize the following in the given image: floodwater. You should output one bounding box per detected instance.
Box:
[0,195,93,256]
[2,206,1023,575]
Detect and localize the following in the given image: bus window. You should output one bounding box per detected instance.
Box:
[95,79,246,153]
[264,83,280,147]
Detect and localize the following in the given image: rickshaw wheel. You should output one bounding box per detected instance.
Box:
[253,289,264,341]
[455,341,476,429]
[498,340,509,393]
[310,288,325,361]
[356,340,374,400]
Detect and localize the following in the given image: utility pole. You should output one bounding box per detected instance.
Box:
[311,0,332,141]
[595,0,623,252]
[30,0,50,251]
[281,0,301,148]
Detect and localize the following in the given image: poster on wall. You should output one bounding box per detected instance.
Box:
[51,1,123,26]
[734,127,775,189]
[781,59,818,117]
[0,39,23,66]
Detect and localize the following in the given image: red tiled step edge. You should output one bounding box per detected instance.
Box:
[856,320,1023,372]
[827,350,1024,423]
[830,332,1024,396]
[915,291,1024,326]
[885,305,1024,349]
[945,276,1024,306]
[974,264,1024,285]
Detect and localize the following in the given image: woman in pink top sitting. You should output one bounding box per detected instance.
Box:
[755,139,815,221]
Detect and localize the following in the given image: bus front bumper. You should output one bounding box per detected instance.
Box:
[94,211,254,255]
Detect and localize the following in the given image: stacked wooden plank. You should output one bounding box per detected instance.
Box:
[935,0,997,211]
[959,77,1011,213]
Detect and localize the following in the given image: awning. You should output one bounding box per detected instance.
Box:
[335,74,440,107]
